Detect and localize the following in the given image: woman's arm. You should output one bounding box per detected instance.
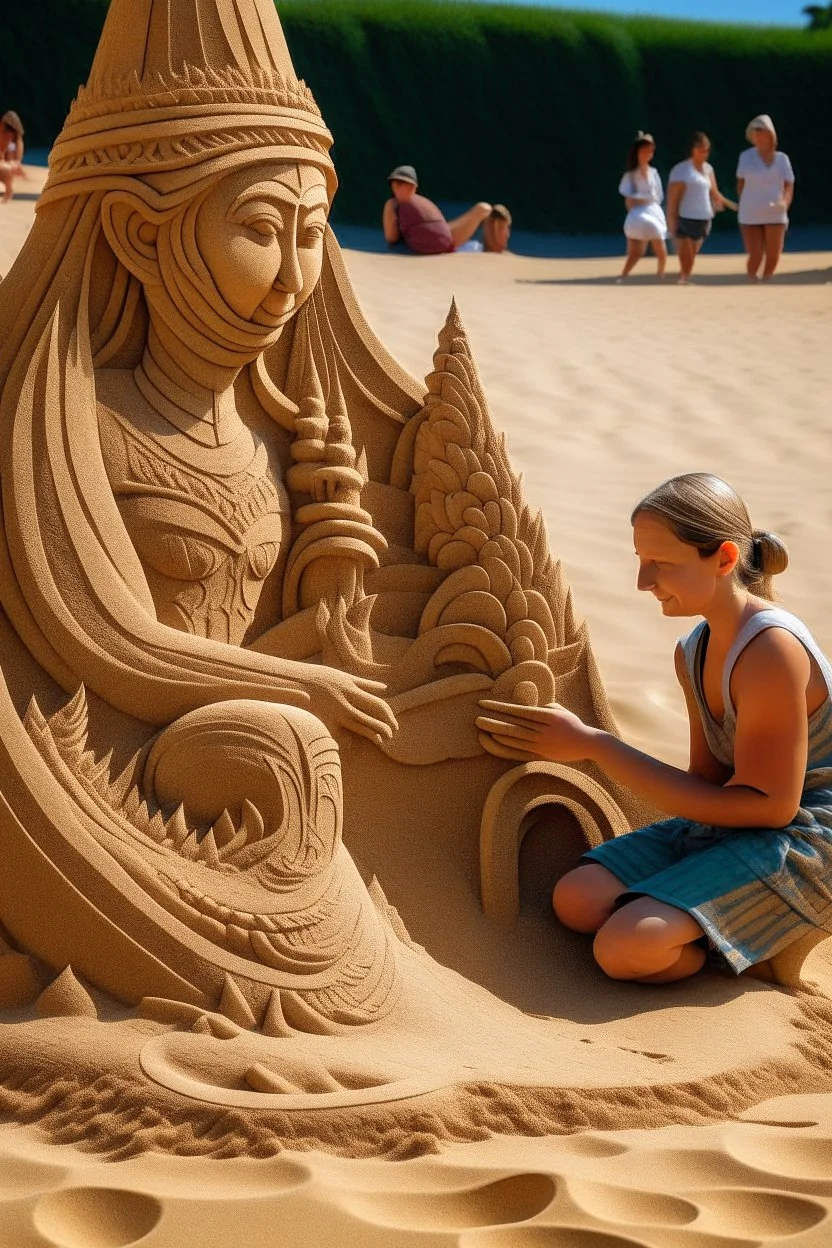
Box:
[665,181,684,235]
[781,181,795,209]
[709,171,738,213]
[476,630,809,829]
[382,199,401,245]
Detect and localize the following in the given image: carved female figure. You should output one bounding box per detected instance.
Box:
[0,0,415,1028]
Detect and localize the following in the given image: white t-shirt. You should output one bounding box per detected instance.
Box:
[618,166,663,206]
[668,159,714,220]
[737,149,794,225]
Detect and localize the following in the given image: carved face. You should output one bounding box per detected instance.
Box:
[196,162,329,328]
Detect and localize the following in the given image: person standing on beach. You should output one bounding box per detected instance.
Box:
[0,111,26,204]
[382,165,508,254]
[737,115,795,282]
[666,134,736,284]
[477,473,832,987]
[617,131,667,281]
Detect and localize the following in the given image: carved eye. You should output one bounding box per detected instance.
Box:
[248,542,279,580]
[301,218,326,246]
[245,214,282,238]
[161,534,226,581]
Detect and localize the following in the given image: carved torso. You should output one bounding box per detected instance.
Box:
[97,371,290,646]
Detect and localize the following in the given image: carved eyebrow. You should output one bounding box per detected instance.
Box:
[229,183,305,214]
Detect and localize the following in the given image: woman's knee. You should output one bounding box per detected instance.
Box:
[552,865,621,933]
[593,900,701,980]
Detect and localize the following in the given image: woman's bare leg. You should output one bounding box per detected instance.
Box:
[553,863,629,933]
[676,238,696,283]
[762,224,787,279]
[619,239,646,279]
[740,224,765,280]
[593,896,707,983]
[0,163,13,204]
[447,202,492,249]
[650,238,668,279]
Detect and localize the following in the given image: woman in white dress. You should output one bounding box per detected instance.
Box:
[737,115,795,281]
[618,131,667,281]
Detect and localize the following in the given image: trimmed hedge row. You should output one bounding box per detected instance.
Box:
[4,0,831,232]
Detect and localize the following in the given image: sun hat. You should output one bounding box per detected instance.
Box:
[388,164,418,186]
[746,114,777,145]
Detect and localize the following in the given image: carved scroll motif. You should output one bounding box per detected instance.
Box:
[23,687,402,1033]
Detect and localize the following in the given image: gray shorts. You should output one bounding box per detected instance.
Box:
[675,216,712,242]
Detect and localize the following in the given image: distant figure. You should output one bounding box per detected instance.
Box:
[382,165,504,254]
[484,204,512,255]
[617,131,667,281]
[667,133,737,285]
[737,115,795,282]
[0,110,26,204]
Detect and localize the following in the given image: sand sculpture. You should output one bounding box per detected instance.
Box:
[1,0,830,1160]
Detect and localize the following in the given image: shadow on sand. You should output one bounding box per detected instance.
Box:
[519,269,832,287]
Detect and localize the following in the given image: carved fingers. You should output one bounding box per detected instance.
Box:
[306,671,398,744]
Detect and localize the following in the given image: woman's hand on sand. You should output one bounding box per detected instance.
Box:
[475,699,599,763]
[303,670,398,744]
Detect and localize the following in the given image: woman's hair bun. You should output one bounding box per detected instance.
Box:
[752,529,789,578]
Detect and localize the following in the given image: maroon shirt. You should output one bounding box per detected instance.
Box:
[397,194,454,254]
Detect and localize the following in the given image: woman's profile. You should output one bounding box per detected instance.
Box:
[617,131,667,282]
[478,473,832,985]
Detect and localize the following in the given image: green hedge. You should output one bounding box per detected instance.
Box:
[4,0,831,232]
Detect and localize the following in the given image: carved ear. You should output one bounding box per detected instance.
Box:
[101,193,164,286]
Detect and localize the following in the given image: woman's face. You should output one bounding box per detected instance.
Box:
[196,161,329,329]
[692,141,711,163]
[639,143,656,164]
[633,513,735,618]
[751,129,775,155]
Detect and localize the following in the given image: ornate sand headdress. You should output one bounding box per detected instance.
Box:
[41,0,336,206]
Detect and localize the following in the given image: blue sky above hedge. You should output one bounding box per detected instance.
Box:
[468,0,803,24]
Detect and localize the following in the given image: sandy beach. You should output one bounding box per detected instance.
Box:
[3,170,832,1246]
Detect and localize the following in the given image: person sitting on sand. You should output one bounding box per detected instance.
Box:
[667,134,737,284]
[0,111,26,204]
[617,131,667,281]
[382,165,509,254]
[737,114,795,282]
[477,473,832,986]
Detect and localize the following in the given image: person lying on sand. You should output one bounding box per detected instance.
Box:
[477,473,832,985]
[0,110,26,204]
[382,164,510,254]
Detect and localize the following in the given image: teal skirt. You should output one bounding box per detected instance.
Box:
[584,787,832,973]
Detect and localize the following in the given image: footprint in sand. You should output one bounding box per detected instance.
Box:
[695,1188,827,1238]
[564,1179,698,1227]
[557,1136,630,1159]
[458,1229,651,1247]
[725,1131,832,1183]
[343,1172,556,1231]
[33,1188,162,1248]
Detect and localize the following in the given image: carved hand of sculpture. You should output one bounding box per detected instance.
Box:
[297,666,397,743]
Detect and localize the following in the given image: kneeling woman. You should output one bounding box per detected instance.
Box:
[477,473,832,984]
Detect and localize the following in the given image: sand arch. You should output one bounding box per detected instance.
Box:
[480,762,630,929]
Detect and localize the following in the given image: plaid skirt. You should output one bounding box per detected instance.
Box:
[583,787,832,973]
